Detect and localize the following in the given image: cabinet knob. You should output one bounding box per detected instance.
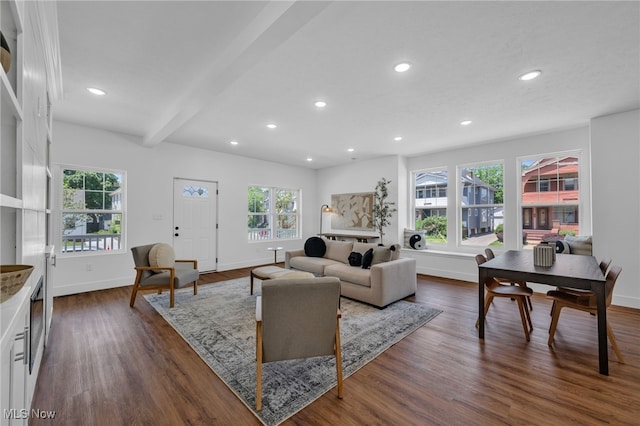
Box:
[174,233,179,237]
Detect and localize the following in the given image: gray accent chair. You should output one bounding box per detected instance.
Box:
[129,244,199,308]
[255,276,343,411]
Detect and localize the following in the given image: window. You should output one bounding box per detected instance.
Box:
[61,167,124,253]
[248,186,300,240]
[520,155,580,246]
[459,163,504,247]
[413,169,447,243]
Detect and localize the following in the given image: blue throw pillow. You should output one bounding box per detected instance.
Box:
[362,248,374,269]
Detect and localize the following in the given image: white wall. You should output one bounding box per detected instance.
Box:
[591,109,640,308]
[51,121,317,296]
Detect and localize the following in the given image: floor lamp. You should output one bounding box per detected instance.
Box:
[319,204,333,235]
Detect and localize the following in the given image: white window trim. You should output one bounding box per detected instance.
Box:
[516,149,584,248]
[55,164,127,256]
[456,160,505,249]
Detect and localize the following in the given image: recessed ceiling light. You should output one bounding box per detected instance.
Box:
[266,123,277,129]
[314,100,327,108]
[518,70,542,81]
[306,157,313,162]
[230,140,239,145]
[394,62,412,73]
[87,87,106,96]
[460,120,473,126]
[394,136,403,142]
[347,148,355,152]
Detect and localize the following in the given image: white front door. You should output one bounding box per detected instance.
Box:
[173,178,218,272]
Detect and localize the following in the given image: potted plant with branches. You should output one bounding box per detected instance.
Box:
[373,177,397,244]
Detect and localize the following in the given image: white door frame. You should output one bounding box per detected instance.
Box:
[173,177,218,272]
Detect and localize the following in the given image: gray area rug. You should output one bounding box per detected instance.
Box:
[145,277,441,426]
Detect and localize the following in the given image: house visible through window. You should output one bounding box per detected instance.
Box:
[459,163,504,247]
[248,186,300,240]
[413,169,448,244]
[520,154,581,246]
[61,167,124,253]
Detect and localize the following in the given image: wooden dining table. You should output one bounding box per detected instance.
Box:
[478,250,609,375]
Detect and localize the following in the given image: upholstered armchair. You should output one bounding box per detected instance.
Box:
[255,276,343,411]
[129,243,199,308]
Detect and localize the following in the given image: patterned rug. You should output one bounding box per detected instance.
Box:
[145,277,441,426]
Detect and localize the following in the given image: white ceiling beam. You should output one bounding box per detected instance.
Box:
[142,1,332,147]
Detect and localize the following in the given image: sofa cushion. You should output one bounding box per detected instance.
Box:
[362,248,374,269]
[564,235,592,256]
[148,243,175,273]
[304,237,326,257]
[371,245,392,265]
[289,256,340,275]
[324,239,354,262]
[324,263,371,287]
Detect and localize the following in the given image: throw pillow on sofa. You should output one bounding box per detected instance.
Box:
[362,248,374,269]
[304,236,326,257]
[371,245,393,265]
[348,251,363,267]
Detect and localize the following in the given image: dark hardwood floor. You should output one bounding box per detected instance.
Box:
[31,267,640,425]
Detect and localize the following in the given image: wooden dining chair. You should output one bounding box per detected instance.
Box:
[475,254,534,341]
[546,265,624,363]
[550,258,612,316]
[484,248,533,310]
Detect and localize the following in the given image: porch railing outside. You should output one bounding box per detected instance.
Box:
[248,228,298,240]
[62,234,121,252]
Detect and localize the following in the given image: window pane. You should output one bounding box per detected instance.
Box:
[521,155,580,248]
[414,169,448,243]
[460,163,504,247]
[61,213,122,252]
[249,187,270,213]
[276,189,297,213]
[183,185,209,198]
[276,214,297,238]
[248,214,271,240]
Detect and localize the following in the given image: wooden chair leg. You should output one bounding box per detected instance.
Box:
[335,320,343,399]
[129,271,143,307]
[516,298,530,341]
[548,304,562,346]
[193,279,198,295]
[250,272,255,295]
[524,299,533,332]
[256,321,263,411]
[606,321,625,363]
[129,284,139,307]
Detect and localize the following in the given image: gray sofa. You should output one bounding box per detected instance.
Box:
[285,238,416,308]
